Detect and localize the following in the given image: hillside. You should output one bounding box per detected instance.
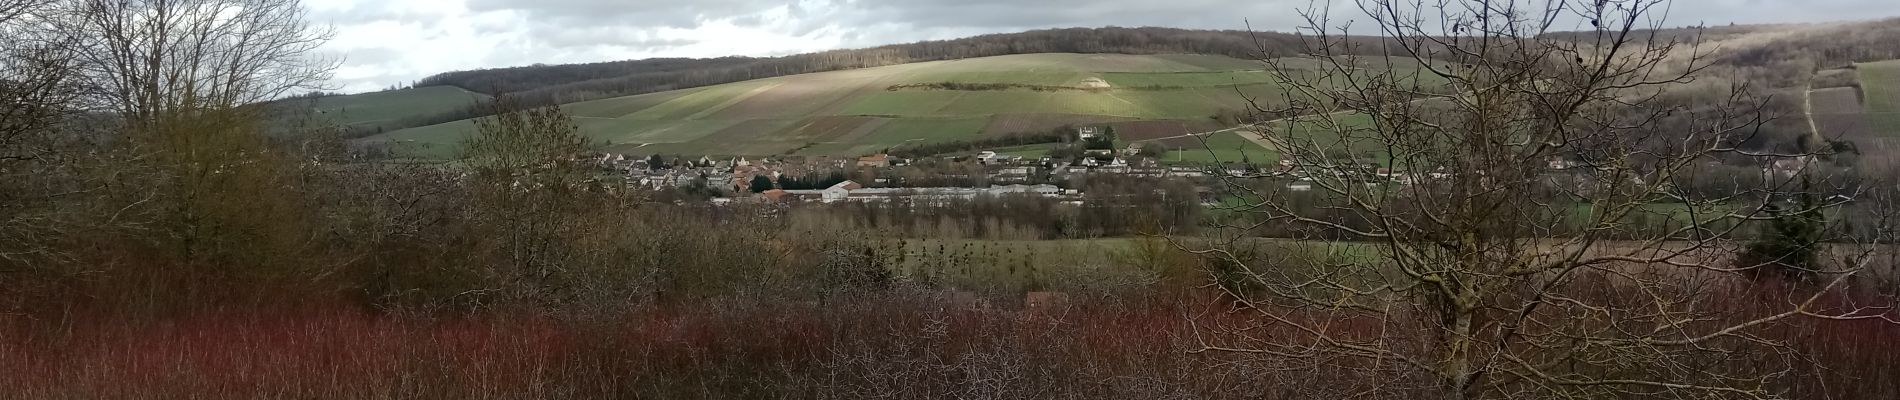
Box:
[417,27,1311,107]
[1808,60,1900,149]
[364,53,1405,159]
[276,86,490,137]
[345,19,1900,161]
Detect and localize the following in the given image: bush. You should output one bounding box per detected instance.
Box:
[1739,200,1825,282]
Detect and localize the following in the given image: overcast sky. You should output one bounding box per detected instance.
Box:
[307,0,1898,92]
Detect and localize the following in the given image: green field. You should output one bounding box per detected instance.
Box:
[283,86,489,137]
[311,86,488,126]
[360,53,1425,158]
[1156,131,1280,164]
[1857,60,1900,135]
[1099,71,1275,88]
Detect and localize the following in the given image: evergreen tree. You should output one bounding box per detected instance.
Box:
[748,175,774,193]
[1740,179,1824,282]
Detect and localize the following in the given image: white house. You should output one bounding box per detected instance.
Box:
[1078,126,1105,140]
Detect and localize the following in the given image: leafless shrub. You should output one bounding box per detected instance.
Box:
[1182,1,1899,398]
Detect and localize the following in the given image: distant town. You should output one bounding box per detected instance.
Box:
[589,124,1807,206]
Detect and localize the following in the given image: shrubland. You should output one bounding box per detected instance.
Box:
[3,0,1900,399]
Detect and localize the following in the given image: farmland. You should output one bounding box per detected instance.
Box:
[1857,60,1900,138]
[306,86,488,126]
[276,86,489,137]
[1137,130,1280,164]
[360,53,1427,159]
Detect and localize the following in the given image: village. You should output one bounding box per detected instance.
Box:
[590,124,1822,206]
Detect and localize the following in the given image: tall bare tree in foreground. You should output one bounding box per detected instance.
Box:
[1,0,336,271]
[65,0,334,129]
[1187,0,1896,398]
[1,0,88,268]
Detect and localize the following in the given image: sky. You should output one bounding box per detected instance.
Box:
[307,0,1898,93]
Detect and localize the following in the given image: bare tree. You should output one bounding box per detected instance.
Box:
[0,0,87,268]
[1,0,338,267]
[1184,1,1895,398]
[63,0,335,129]
[0,0,76,162]
[457,95,604,308]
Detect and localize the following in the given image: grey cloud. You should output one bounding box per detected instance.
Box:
[310,2,442,25]
[536,26,698,49]
[436,0,1900,57]
[325,0,1900,93]
[464,0,775,27]
[341,47,406,65]
[845,0,1313,31]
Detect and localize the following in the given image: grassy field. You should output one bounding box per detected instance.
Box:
[565,88,706,118]
[1099,71,1276,88]
[1154,131,1280,164]
[362,53,1422,159]
[291,86,488,136]
[1856,60,1900,136]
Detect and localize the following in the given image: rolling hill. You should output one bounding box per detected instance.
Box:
[361,53,1431,160]
[275,86,490,137]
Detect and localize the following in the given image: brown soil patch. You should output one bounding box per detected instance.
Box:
[1811,87,1874,141]
[1811,87,1865,114]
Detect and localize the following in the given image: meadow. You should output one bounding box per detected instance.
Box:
[1857,60,1900,137]
[1149,131,1281,164]
[305,86,490,128]
[357,53,1418,158]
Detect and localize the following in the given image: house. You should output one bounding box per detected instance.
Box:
[759,180,863,203]
[598,153,626,166]
[821,180,863,202]
[632,171,700,190]
[1166,166,1207,178]
[1077,126,1103,140]
[1222,163,1255,177]
[858,153,891,168]
[992,166,1034,181]
[977,151,1022,165]
[1764,156,1809,179]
